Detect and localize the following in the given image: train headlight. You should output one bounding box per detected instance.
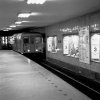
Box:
[28,49,30,52]
[36,49,38,52]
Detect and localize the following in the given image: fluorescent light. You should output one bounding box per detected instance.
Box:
[18,12,41,18]
[3,30,8,31]
[22,21,30,22]
[10,25,16,28]
[6,28,12,30]
[27,0,47,4]
[31,12,40,16]
[15,21,22,24]
[18,13,31,18]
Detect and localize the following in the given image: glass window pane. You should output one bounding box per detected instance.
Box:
[91,34,100,61]
[30,36,34,44]
[63,35,79,58]
[23,37,29,44]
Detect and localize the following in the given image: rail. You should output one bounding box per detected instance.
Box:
[39,61,100,100]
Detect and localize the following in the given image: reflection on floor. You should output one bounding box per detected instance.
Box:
[0,50,91,100]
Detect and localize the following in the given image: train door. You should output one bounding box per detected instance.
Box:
[23,36,30,53]
[30,36,35,53]
[34,36,43,53]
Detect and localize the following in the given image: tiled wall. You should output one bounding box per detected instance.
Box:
[45,11,100,74]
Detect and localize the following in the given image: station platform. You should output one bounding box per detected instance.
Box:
[0,50,91,100]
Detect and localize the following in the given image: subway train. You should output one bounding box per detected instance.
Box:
[11,33,44,54]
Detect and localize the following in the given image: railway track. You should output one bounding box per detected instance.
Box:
[37,60,100,100]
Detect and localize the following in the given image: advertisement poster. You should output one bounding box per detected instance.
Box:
[91,34,100,61]
[47,36,57,53]
[69,35,79,57]
[63,36,70,55]
[79,26,90,64]
[63,35,79,57]
[47,37,53,52]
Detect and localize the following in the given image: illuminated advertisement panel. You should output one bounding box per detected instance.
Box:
[47,37,53,52]
[63,36,70,55]
[63,35,79,57]
[91,34,100,61]
[69,35,79,57]
[51,36,57,53]
[79,26,90,64]
[47,36,57,53]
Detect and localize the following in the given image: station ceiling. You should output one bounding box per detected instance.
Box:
[0,0,100,31]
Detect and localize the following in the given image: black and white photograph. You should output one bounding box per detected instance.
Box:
[0,0,100,100]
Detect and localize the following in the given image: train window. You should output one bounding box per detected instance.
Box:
[47,37,53,52]
[91,34,100,62]
[35,37,41,43]
[17,34,22,40]
[63,35,79,58]
[30,36,34,44]
[47,36,57,53]
[2,36,8,45]
[23,37,29,44]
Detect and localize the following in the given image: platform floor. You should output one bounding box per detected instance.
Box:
[0,50,91,100]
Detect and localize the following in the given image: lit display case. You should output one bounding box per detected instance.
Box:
[91,34,100,62]
[63,35,79,58]
[79,26,90,64]
[63,36,70,55]
[47,36,57,53]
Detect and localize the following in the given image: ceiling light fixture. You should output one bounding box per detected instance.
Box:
[22,21,30,22]
[27,0,47,4]
[18,13,31,18]
[18,12,41,18]
[10,25,16,28]
[15,21,22,24]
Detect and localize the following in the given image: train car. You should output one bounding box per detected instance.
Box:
[12,33,43,54]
